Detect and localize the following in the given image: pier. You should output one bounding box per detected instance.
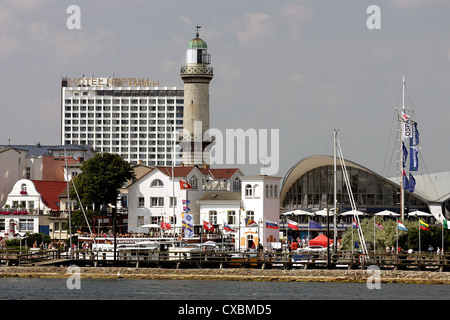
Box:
[2,249,450,272]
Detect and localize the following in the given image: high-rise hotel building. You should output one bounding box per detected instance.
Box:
[61,77,183,166]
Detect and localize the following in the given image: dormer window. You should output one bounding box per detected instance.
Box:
[20,184,27,195]
[150,179,164,187]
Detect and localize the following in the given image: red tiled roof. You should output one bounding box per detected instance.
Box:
[155,166,197,177]
[199,168,240,179]
[32,181,67,210]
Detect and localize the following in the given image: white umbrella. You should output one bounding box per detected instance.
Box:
[375,210,400,217]
[282,209,313,216]
[140,224,161,228]
[313,209,331,216]
[340,210,365,216]
[407,210,433,217]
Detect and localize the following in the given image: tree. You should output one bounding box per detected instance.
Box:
[341,218,416,251]
[71,153,135,212]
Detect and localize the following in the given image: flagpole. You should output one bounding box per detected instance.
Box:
[418,217,421,254]
[396,217,399,255]
[238,209,241,252]
[373,216,376,254]
[400,76,405,221]
[172,124,176,240]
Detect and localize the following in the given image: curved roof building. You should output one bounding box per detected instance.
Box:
[280,155,450,221]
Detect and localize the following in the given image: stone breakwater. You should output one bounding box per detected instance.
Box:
[1,266,450,284]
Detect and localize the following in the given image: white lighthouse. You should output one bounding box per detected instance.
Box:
[180,26,214,167]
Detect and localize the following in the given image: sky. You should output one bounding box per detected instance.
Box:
[1,0,450,180]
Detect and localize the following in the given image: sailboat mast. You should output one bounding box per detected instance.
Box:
[333,127,337,251]
[400,76,405,221]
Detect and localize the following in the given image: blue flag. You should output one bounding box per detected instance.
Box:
[410,146,419,171]
[409,173,416,193]
[309,220,322,230]
[402,142,408,168]
[402,169,409,191]
[410,121,419,146]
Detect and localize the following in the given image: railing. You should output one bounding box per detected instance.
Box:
[180,66,214,75]
[2,247,450,271]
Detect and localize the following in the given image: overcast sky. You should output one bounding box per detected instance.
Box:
[1,0,449,179]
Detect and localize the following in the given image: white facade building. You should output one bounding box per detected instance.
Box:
[1,179,67,238]
[127,166,243,235]
[61,77,183,166]
[198,175,282,251]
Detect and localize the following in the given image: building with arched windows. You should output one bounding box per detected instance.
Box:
[280,156,450,222]
[126,166,243,234]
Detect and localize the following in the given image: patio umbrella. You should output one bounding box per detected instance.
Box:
[407,210,433,217]
[340,210,365,216]
[141,224,161,228]
[375,210,400,217]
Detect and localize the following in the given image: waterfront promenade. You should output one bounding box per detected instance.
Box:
[1,266,450,285]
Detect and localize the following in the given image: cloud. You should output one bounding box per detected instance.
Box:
[236,12,270,45]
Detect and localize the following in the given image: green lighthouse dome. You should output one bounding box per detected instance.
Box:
[187,33,208,49]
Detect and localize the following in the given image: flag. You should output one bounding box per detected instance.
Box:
[443,219,450,230]
[309,220,322,230]
[352,219,358,229]
[183,206,190,212]
[402,142,408,168]
[402,169,409,190]
[179,180,193,190]
[245,218,257,227]
[408,173,416,193]
[182,200,190,204]
[354,241,360,249]
[419,219,429,231]
[77,229,82,234]
[400,111,410,121]
[375,221,384,231]
[287,219,299,230]
[398,221,408,232]
[183,213,194,237]
[203,220,214,232]
[410,146,419,172]
[265,220,278,230]
[223,223,236,232]
[401,112,412,140]
[410,121,419,146]
[105,239,112,245]
[161,221,171,230]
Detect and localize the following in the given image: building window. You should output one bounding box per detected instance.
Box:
[246,211,255,221]
[138,197,144,207]
[19,219,34,232]
[209,210,217,224]
[253,184,260,198]
[170,197,177,208]
[227,210,236,225]
[20,184,27,195]
[150,197,164,207]
[233,178,241,192]
[150,179,164,187]
[190,176,198,190]
[245,184,252,197]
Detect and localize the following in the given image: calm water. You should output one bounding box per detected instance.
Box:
[0,278,448,300]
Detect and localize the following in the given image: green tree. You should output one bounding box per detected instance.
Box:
[71,153,135,212]
[341,218,416,251]
[68,209,95,234]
